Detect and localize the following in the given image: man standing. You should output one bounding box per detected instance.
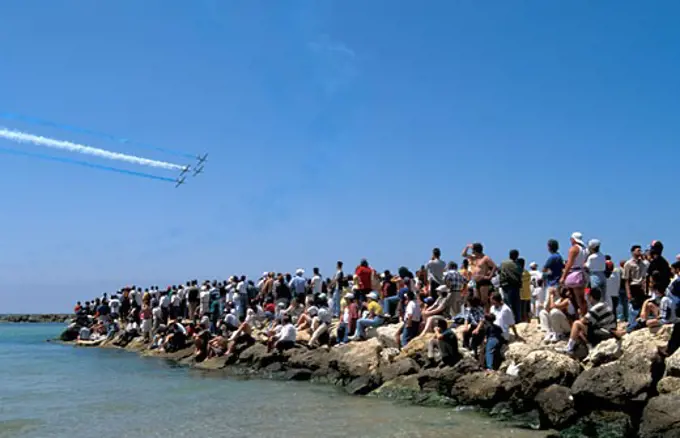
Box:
[331,261,344,318]
[426,248,446,300]
[462,243,497,311]
[311,267,323,297]
[648,241,672,294]
[355,259,374,304]
[500,249,523,323]
[289,269,307,302]
[623,245,649,328]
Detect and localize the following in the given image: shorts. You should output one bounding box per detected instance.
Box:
[587,326,613,346]
[476,279,492,287]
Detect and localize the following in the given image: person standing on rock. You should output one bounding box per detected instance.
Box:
[500,249,523,323]
[330,261,344,318]
[461,243,497,312]
[355,259,374,305]
[560,232,588,317]
[426,247,446,301]
[311,267,323,297]
[623,245,649,329]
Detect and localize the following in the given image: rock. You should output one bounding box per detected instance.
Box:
[535,385,577,429]
[345,375,382,395]
[296,330,311,344]
[517,349,581,399]
[639,395,680,438]
[658,377,680,395]
[263,362,285,373]
[416,357,481,394]
[284,368,312,381]
[399,333,435,365]
[288,348,330,371]
[586,338,623,367]
[452,371,519,407]
[238,343,269,365]
[560,410,634,438]
[372,375,421,400]
[328,338,382,378]
[571,360,652,409]
[59,326,79,342]
[146,346,194,361]
[621,328,667,373]
[666,348,680,378]
[193,356,229,370]
[504,342,543,365]
[380,357,420,382]
[375,324,401,349]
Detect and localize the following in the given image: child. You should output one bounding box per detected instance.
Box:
[532,278,545,318]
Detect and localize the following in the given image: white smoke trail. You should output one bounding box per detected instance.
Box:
[0,127,185,171]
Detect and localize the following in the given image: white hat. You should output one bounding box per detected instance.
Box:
[571,232,585,247]
[318,293,327,301]
[345,293,354,300]
[307,306,319,316]
[262,271,269,277]
[296,268,305,276]
[367,291,379,300]
[530,261,538,269]
[588,239,601,250]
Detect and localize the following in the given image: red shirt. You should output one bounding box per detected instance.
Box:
[355,266,373,290]
[264,303,275,313]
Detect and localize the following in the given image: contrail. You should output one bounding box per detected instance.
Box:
[0,112,197,159]
[0,127,186,171]
[0,146,178,183]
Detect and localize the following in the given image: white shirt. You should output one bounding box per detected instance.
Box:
[317,307,332,324]
[160,295,171,309]
[405,300,421,323]
[606,268,621,297]
[491,304,515,340]
[109,298,121,314]
[585,252,606,273]
[199,290,210,313]
[224,313,239,327]
[237,281,247,296]
[171,294,181,307]
[532,287,545,305]
[278,323,297,342]
[311,275,323,295]
[79,327,91,340]
[152,306,163,322]
[342,306,351,324]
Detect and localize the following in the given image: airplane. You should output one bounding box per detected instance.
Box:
[175,176,186,188]
[179,165,191,176]
[196,153,208,166]
[193,165,204,176]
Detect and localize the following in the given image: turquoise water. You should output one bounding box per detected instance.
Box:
[0,324,546,438]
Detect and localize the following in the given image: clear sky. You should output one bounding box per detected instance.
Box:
[1,1,679,313]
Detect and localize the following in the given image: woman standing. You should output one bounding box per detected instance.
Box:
[560,232,588,316]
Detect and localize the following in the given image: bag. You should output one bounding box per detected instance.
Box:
[565,270,585,288]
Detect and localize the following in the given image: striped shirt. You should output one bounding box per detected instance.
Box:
[585,302,616,331]
[444,270,467,292]
[660,295,680,324]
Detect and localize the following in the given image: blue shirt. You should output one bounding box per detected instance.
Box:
[289,276,307,295]
[543,253,564,287]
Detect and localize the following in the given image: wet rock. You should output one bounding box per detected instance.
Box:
[518,349,582,399]
[375,324,401,349]
[535,385,577,430]
[658,376,680,395]
[59,326,79,342]
[345,374,382,395]
[380,357,420,382]
[288,348,330,371]
[372,375,421,400]
[559,410,634,438]
[571,360,652,409]
[284,368,312,381]
[639,395,680,438]
[238,343,269,365]
[328,338,382,378]
[417,366,462,393]
[193,356,229,370]
[263,362,285,373]
[452,371,519,407]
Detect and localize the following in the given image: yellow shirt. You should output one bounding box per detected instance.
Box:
[367,300,383,316]
[521,271,532,300]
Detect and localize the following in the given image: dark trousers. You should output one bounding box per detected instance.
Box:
[668,322,680,356]
[463,325,484,353]
[504,286,521,323]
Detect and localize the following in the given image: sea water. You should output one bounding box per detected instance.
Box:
[0,324,547,438]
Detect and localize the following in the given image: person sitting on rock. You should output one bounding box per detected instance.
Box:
[400,290,422,348]
[296,305,318,332]
[284,296,304,325]
[631,269,679,331]
[309,304,332,348]
[476,292,519,370]
[228,308,256,342]
[162,320,188,353]
[349,292,384,341]
[427,318,460,367]
[560,287,617,356]
[419,288,453,335]
[460,295,485,355]
[268,315,297,352]
[193,323,213,362]
[539,286,577,343]
[336,293,358,345]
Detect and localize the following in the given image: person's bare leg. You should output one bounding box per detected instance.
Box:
[574,288,587,316]
[480,286,490,312]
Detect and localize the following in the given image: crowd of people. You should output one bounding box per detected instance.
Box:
[69,233,680,370]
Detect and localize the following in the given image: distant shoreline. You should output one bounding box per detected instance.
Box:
[0,314,71,323]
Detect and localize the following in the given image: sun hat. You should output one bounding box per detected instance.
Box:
[571,232,585,247]
[367,291,379,300]
[530,262,538,269]
[588,239,601,250]
[296,268,305,276]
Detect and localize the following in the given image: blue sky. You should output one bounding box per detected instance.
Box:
[1,1,678,313]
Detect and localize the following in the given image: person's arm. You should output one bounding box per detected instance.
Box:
[461,244,472,259]
[486,258,498,280]
[624,265,632,300]
[560,247,577,284]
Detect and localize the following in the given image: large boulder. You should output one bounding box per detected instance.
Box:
[399,333,435,365]
[621,328,668,373]
[287,348,330,371]
[416,357,482,394]
[328,338,382,378]
[451,371,519,407]
[372,375,421,400]
[639,395,680,438]
[571,360,652,409]
[534,385,577,430]
[517,349,581,398]
[586,338,623,367]
[658,377,680,395]
[193,356,229,370]
[559,410,634,438]
[284,368,312,381]
[666,348,680,378]
[345,374,383,395]
[375,324,401,349]
[380,357,420,382]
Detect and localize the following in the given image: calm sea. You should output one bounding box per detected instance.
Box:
[0,324,546,438]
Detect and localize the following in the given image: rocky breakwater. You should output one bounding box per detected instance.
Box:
[1,313,71,323]
[72,321,680,437]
